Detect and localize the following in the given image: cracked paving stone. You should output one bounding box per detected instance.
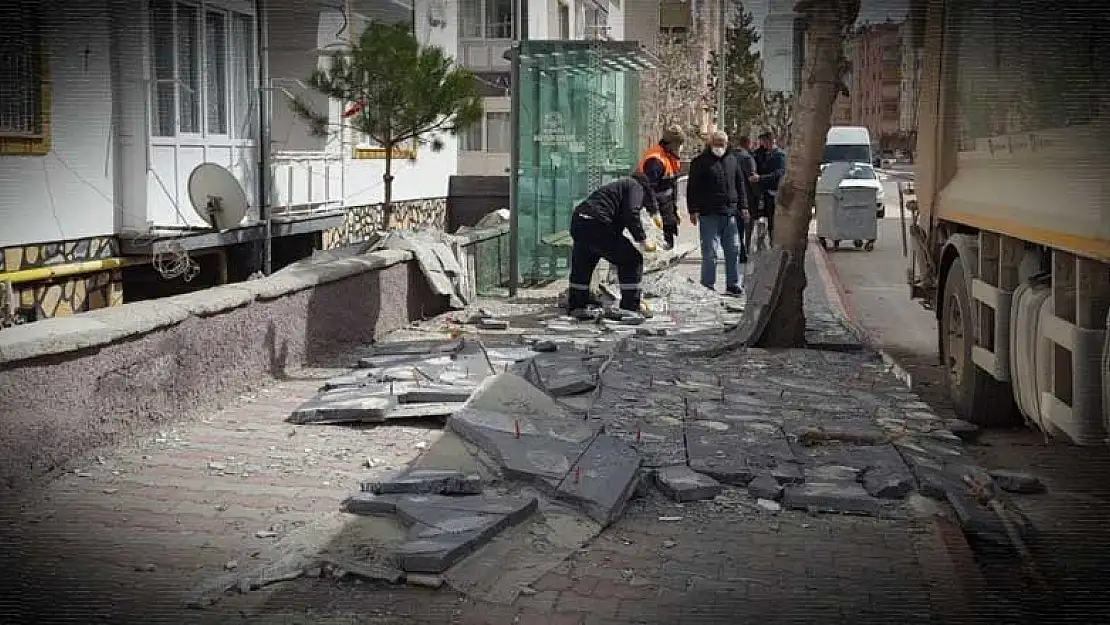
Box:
[747,473,784,501]
[861,468,915,499]
[685,420,797,486]
[556,434,642,527]
[654,465,723,502]
[782,482,890,516]
[342,492,402,516]
[367,339,466,357]
[288,389,396,424]
[363,469,483,496]
[944,490,1033,550]
[390,493,539,573]
[988,469,1046,494]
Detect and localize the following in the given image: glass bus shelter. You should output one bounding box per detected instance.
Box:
[514,40,657,285]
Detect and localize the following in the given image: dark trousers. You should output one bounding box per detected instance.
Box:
[663,224,678,248]
[762,193,777,238]
[567,217,644,312]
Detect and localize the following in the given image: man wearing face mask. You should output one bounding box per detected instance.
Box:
[686,130,749,296]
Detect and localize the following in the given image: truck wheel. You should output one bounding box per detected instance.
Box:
[939,257,1021,426]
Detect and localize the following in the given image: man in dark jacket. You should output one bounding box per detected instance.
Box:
[734,135,759,262]
[686,130,748,296]
[567,175,659,317]
[751,131,787,239]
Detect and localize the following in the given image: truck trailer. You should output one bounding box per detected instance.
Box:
[907,0,1110,443]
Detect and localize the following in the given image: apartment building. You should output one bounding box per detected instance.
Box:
[849,21,901,145]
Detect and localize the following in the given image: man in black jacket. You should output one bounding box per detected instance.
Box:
[751,131,787,239]
[734,135,759,262]
[567,175,659,317]
[687,130,748,296]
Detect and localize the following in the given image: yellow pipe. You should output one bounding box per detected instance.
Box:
[0,257,136,285]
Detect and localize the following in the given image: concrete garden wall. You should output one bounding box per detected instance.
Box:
[0,226,510,493]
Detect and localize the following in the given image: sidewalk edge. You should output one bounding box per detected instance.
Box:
[808,240,915,390]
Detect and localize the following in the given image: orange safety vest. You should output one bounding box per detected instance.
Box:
[636,145,681,182]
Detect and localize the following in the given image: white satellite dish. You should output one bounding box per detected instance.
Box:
[187,163,250,231]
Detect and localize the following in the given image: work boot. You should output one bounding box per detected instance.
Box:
[725,285,744,297]
[605,307,644,325]
[569,307,602,322]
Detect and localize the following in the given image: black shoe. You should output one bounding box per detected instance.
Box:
[569,307,601,321]
[725,286,744,297]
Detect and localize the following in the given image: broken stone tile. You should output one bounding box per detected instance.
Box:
[363,469,483,496]
[944,419,980,441]
[795,443,911,482]
[654,466,723,502]
[944,491,1029,550]
[861,468,914,499]
[288,389,396,424]
[384,402,466,420]
[358,353,439,370]
[391,494,538,573]
[556,434,642,527]
[399,385,476,405]
[531,340,558,353]
[747,473,784,501]
[343,492,402,516]
[685,420,796,486]
[794,423,891,446]
[478,318,510,330]
[369,339,466,357]
[988,469,1045,494]
[323,369,376,390]
[804,464,861,483]
[782,482,887,516]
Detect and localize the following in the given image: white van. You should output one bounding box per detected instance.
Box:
[823,126,873,166]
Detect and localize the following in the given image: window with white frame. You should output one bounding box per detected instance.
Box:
[459,111,511,154]
[459,0,512,40]
[149,0,256,139]
[0,0,44,138]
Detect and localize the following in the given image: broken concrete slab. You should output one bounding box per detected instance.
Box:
[398,385,476,404]
[383,402,467,420]
[343,492,402,516]
[747,473,784,501]
[288,389,396,424]
[478,318,510,330]
[322,369,377,390]
[363,469,483,496]
[368,339,466,357]
[782,482,889,516]
[654,465,723,502]
[805,465,862,483]
[989,469,1045,494]
[685,420,797,486]
[861,468,915,499]
[556,434,642,527]
[391,494,539,574]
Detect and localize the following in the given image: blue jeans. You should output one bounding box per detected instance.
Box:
[698,212,743,290]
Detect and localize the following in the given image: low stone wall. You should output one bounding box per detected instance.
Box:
[0,225,508,493]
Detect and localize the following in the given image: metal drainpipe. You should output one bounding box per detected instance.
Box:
[256,0,273,275]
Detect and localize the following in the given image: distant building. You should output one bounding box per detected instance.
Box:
[898,7,924,135]
[761,0,803,96]
[849,21,902,147]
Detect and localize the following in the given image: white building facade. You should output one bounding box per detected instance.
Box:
[0,0,460,322]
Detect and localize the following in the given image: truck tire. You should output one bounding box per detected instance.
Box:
[939,257,1021,426]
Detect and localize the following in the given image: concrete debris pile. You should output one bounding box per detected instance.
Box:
[287,339,538,425]
[343,469,537,574]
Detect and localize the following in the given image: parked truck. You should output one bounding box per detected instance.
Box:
[906,0,1110,444]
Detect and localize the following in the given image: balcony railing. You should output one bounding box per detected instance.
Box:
[270,151,345,217]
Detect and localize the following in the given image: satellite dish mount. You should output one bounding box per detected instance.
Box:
[187,163,250,231]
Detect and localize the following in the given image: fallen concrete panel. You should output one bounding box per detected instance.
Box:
[655,465,723,502]
[288,388,396,424]
[555,434,642,527]
[383,402,467,420]
[363,469,483,496]
[782,482,891,516]
[685,420,797,486]
[366,339,466,357]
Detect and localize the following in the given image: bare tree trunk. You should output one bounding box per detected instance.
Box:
[382,148,394,230]
[761,0,859,348]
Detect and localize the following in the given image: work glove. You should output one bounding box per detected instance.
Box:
[638,240,658,253]
[652,214,663,230]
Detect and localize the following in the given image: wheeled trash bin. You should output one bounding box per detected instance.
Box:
[815,161,879,251]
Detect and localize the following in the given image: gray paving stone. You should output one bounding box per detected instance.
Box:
[288,388,396,424]
[747,473,784,501]
[556,434,642,527]
[861,468,915,499]
[988,469,1046,494]
[805,464,862,482]
[782,482,888,516]
[654,466,723,502]
[390,494,539,573]
[478,318,510,330]
[685,420,796,486]
[363,469,483,496]
[342,492,402,516]
[369,339,466,357]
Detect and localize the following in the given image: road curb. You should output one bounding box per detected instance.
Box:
[808,239,915,390]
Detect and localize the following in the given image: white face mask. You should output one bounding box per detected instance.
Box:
[711,146,726,157]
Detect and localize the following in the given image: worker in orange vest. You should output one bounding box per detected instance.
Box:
[636,125,684,249]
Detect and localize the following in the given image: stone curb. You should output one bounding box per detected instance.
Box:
[809,239,915,390]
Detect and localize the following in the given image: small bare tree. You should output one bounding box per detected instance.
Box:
[639,33,715,154]
[752,60,796,146]
[761,0,860,347]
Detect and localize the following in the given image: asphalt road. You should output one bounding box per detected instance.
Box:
[824,180,1110,623]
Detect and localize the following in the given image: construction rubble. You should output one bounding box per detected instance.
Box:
[188,249,1042,607]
